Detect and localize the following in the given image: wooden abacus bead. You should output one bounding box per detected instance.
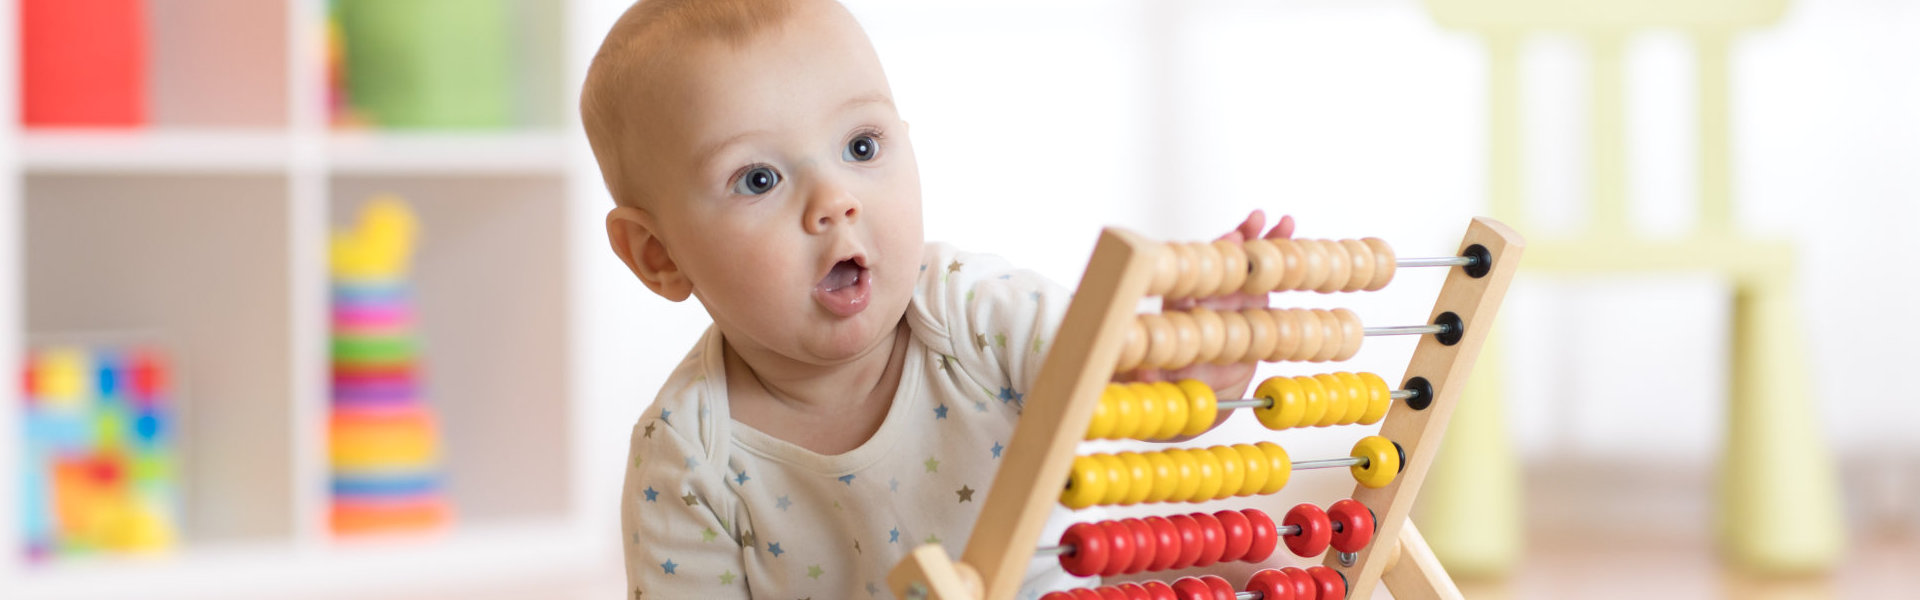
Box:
[1155,381,1192,440]
[1059,522,1109,576]
[1307,566,1347,600]
[1311,373,1348,427]
[1119,452,1155,506]
[1245,570,1295,600]
[1140,313,1177,370]
[1351,435,1402,488]
[1150,243,1179,297]
[1244,508,1281,562]
[1071,587,1104,600]
[1253,376,1306,430]
[1189,447,1225,502]
[1283,503,1333,557]
[1166,513,1204,570]
[1167,243,1199,299]
[1109,384,1142,440]
[1098,520,1137,577]
[1171,578,1214,600]
[1163,310,1202,369]
[1133,387,1168,443]
[1273,238,1307,291]
[1233,443,1269,496]
[1174,379,1218,438]
[1292,239,1330,292]
[1042,592,1074,600]
[1255,441,1292,494]
[1315,240,1351,294]
[1119,319,1148,372]
[1309,309,1342,362]
[1296,374,1329,427]
[1168,449,1202,503]
[1088,387,1117,439]
[1097,453,1133,505]
[1243,308,1279,365]
[1279,568,1316,600]
[1064,456,1108,509]
[1333,372,1369,424]
[1288,309,1323,362]
[1143,581,1178,600]
[1190,308,1226,365]
[1201,575,1236,600]
[1214,309,1252,365]
[1186,242,1224,298]
[1127,519,1158,574]
[1213,239,1249,294]
[1339,238,1375,293]
[1207,445,1245,500]
[1331,308,1364,361]
[1144,516,1182,572]
[1357,371,1391,425]
[1190,512,1227,568]
[1144,451,1180,503]
[1242,239,1285,294]
[1328,498,1377,553]
[1363,237,1396,291]
[1214,509,1253,563]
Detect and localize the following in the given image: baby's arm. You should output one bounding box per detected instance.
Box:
[620,416,750,598]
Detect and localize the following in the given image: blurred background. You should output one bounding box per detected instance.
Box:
[0,0,1914,598]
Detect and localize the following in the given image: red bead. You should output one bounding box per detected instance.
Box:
[1115,583,1154,600]
[1200,575,1236,600]
[1101,521,1137,576]
[1060,522,1108,577]
[1243,508,1280,563]
[1071,589,1104,600]
[1145,516,1182,572]
[1307,566,1347,600]
[1213,509,1253,563]
[1245,569,1294,600]
[1098,586,1131,600]
[1126,519,1157,574]
[1190,512,1227,568]
[1280,567,1315,600]
[1327,499,1376,554]
[1167,514,1204,569]
[1283,503,1333,557]
[1143,581,1179,600]
[1171,577,1214,600]
[1042,592,1075,600]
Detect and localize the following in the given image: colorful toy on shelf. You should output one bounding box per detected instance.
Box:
[20,0,148,127]
[329,196,453,535]
[889,219,1523,600]
[20,345,179,560]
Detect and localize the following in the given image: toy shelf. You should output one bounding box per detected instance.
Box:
[0,0,621,597]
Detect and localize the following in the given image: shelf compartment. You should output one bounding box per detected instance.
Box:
[327,175,570,528]
[24,174,296,547]
[326,132,571,175]
[20,130,292,174]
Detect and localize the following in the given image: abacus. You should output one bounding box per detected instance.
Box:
[888,218,1522,600]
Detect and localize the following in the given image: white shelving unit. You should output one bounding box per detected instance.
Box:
[0,1,625,597]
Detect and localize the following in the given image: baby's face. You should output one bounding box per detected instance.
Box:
[632,1,923,366]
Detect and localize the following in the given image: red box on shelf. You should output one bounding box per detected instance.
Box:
[21,0,148,127]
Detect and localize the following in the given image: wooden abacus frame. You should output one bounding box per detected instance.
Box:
[889,218,1524,600]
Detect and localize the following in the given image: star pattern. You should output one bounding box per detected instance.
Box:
[956,485,975,502]
[946,260,963,275]
[701,527,718,542]
[890,528,900,543]
[719,570,736,585]
[735,470,750,485]
[739,531,757,550]
[768,542,785,557]
[682,492,699,506]
[685,456,699,469]
[924,457,940,473]
[644,422,656,438]
[889,477,900,492]
[934,404,948,419]
[808,565,825,580]
[991,442,1004,458]
[925,533,941,545]
[776,495,793,510]
[660,559,677,574]
[838,474,856,485]
[660,409,672,424]
[643,487,659,502]
[974,333,989,351]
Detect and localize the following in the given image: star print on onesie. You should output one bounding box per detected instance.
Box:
[621,244,1092,598]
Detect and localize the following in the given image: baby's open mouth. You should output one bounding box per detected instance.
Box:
[820,258,865,293]
[813,256,871,318]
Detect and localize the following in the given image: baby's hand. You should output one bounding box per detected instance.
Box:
[1126,210,1294,434]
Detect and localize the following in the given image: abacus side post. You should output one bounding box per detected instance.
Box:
[1381,522,1464,600]
[887,543,983,600]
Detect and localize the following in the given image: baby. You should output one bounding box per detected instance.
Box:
[581,0,1289,597]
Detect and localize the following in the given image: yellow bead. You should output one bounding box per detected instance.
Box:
[1233,443,1269,497]
[1063,455,1107,509]
[1256,442,1291,495]
[1334,372,1369,424]
[1357,372,1391,425]
[1208,445,1245,500]
[1313,373,1346,427]
[1109,386,1140,440]
[1157,382,1190,440]
[1118,452,1154,505]
[1096,453,1132,505]
[1135,385,1167,441]
[1176,379,1218,437]
[1190,446,1224,502]
[1351,436,1402,489]
[1088,387,1119,439]
[1167,449,1201,502]
[1296,375,1328,427]
[1253,376,1305,430]
[1144,451,1180,503]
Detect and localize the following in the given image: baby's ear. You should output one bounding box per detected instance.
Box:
[606,206,694,301]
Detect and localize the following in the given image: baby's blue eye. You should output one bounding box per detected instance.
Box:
[732,166,780,195]
[844,134,879,162]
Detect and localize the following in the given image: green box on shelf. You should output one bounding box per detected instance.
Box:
[335,0,515,129]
